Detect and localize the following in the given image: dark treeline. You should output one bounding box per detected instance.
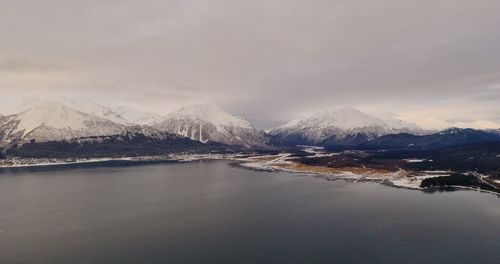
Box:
[421,173,497,191]
[321,128,500,151]
[5,134,240,159]
[407,143,500,176]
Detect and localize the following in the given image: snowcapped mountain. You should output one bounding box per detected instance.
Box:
[270,107,424,146]
[62,98,130,124]
[153,104,269,147]
[0,102,240,156]
[112,105,161,125]
[0,102,125,146]
[0,100,268,149]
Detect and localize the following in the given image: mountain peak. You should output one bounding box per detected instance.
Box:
[167,104,252,130]
[314,106,362,115]
[6,97,130,125]
[15,102,91,133]
[113,105,161,125]
[306,107,385,129]
[61,97,129,124]
[333,106,361,113]
[153,104,267,147]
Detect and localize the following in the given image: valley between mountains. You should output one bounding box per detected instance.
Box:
[1,99,499,194]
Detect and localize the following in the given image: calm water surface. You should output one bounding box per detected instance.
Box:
[0,161,499,264]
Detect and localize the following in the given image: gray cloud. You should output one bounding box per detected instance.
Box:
[0,58,66,73]
[0,0,499,128]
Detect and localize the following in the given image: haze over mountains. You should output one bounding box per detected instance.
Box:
[1,98,499,154]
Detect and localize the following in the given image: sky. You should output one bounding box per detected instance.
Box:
[1,0,500,129]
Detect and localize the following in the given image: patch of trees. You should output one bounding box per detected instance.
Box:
[420,173,497,192]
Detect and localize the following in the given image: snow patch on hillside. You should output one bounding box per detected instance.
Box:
[165,104,251,132]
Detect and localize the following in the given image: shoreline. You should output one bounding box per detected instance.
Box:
[235,159,500,196]
[2,150,499,196]
[0,153,250,169]
[234,152,500,195]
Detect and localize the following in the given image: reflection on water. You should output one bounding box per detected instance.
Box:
[0,161,499,263]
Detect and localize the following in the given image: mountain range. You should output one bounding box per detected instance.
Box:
[1,99,499,158]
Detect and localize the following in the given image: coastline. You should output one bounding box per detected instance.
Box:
[235,153,439,190]
[233,149,500,195]
[0,153,250,169]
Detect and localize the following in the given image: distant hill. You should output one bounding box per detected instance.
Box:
[359,128,500,150]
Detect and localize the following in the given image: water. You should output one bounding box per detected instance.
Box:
[0,161,499,264]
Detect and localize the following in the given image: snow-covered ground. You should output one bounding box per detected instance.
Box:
[239,156,450,189]
[404,158,425,163]
[236,146,454,190]
[0,157,133,168]
[300,145,339,157]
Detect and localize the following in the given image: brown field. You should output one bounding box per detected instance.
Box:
[484,178,500,188]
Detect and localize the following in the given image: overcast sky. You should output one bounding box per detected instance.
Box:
[1,0,500,129]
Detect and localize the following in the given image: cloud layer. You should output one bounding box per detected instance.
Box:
[1,0,499,129]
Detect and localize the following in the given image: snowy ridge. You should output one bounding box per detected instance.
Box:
[113,105,161,125]
[277,118,302,129]
[11,98,130,125]
[5,97,163,126]
[63,98,129,124]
